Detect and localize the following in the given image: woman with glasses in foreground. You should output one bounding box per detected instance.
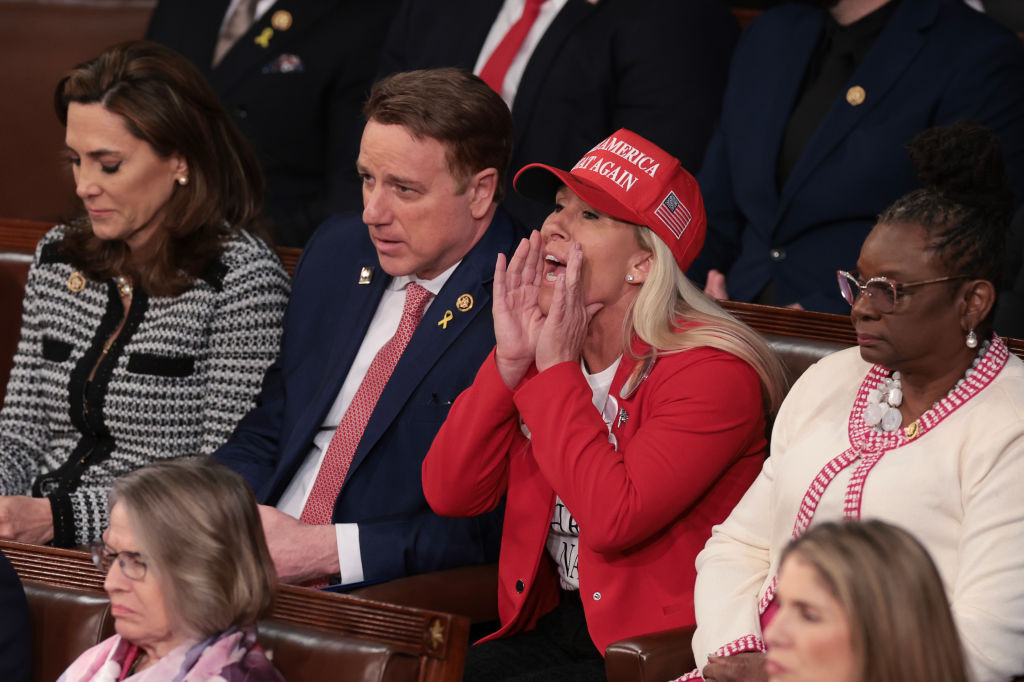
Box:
[59,460,283,681]
[684,120,1024,682]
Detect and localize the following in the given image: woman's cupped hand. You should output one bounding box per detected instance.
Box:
[493,231,602,389]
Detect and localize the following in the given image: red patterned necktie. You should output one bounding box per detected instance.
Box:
[300,282,434,526]
[478,0,548,94]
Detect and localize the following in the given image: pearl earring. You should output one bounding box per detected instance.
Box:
[177,176,189,186]
[966,329,978,349]
[626,274,635,282]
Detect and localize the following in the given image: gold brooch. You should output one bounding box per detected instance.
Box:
[904,421,921,440]
[67,272,86,293]
[456,294,473,312]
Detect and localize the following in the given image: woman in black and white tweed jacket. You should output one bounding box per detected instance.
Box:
[0,42,290,548]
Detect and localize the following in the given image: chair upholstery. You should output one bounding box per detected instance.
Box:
[2,540,468,682]
[22,582,114,682]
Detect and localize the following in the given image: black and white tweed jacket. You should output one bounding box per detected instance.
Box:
[0,225,291,546]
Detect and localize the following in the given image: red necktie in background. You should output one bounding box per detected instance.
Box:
[479,0,548,94]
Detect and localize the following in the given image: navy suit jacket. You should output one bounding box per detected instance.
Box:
[378,0,739,231]
[147,0,399,247]
[690,0,1024,313]
[0,550,30,682]
[215,209,519,587]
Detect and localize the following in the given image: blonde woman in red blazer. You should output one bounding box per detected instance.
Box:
[422,129,787,681]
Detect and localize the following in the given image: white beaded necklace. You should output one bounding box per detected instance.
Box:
[864,339,990,433]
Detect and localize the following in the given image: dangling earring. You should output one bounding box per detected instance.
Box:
[626,274,635,282]
[966,329,978,349]
[177,176,189,186]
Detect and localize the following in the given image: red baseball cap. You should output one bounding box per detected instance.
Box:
[513,128,706,272]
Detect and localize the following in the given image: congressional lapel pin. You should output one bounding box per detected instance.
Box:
[456,293,474,312]
[358,266,374,285]
[437,310,454,330]
[67,272,86,293]
[254,27,274,48]
[271,10,293,31]
[846,85,866,107]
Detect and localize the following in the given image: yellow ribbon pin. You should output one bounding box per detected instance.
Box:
[437,310,454,329]
[254,27,274,48]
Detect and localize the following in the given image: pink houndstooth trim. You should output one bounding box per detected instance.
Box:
[758,575,777,614]
[672,636,767,682]
[711,635,767,657]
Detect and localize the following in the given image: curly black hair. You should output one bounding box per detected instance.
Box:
[879,120,1014,286]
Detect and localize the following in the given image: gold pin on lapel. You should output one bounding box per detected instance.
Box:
[437,310,454,330]
[846,85,866,107]
[456,294,474,312]
[905,420,921,440]
[358,266,374,285]
[254,27,274,48]
[271,10,293,30]
[67,272,86,293]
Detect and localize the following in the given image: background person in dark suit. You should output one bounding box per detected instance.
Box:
[378,0,740,232]
[146,0,400,247]
[0,549,30,682]
[689,0,1024,313]
[214,68,520,588]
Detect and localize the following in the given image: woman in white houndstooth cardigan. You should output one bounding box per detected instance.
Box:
[0,41,290,548]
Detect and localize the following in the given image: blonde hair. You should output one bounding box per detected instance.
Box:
[782,520,970,682]
[628,228,787,412]
[109,459,277,638]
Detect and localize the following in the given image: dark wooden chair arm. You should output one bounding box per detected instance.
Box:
[604,625,696,682]
[349,563,499,625]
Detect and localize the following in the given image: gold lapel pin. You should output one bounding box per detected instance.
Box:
[846,85,866,107]
[67,272,86,293]
[254,27,274,48]
[271,10,293,31]
[456,293,474,312]
[437,310,454,330]
[358,266,374,285]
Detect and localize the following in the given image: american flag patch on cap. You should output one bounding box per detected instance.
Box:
[653,191,691,239]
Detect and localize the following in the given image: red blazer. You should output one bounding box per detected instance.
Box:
[422,341,767,652]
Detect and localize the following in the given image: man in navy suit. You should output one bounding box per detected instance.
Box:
[378,0,739,232]
[147,0,400,247]
[689,0,1024,314]
[215,68,519,587]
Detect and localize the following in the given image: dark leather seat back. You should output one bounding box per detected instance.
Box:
[257,619,422,682]
[22,582,115,682]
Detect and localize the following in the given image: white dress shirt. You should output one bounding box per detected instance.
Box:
[276,262,458,585]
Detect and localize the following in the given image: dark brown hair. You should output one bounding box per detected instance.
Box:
[365,68,514,202]
[781,521,970,682]
[110,459,277,637]
[55,40,264,296]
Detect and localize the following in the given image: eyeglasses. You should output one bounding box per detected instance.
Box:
[836,270,967,314]
[90,542,148,581]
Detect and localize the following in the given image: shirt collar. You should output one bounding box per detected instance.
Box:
[388,260,461,297]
